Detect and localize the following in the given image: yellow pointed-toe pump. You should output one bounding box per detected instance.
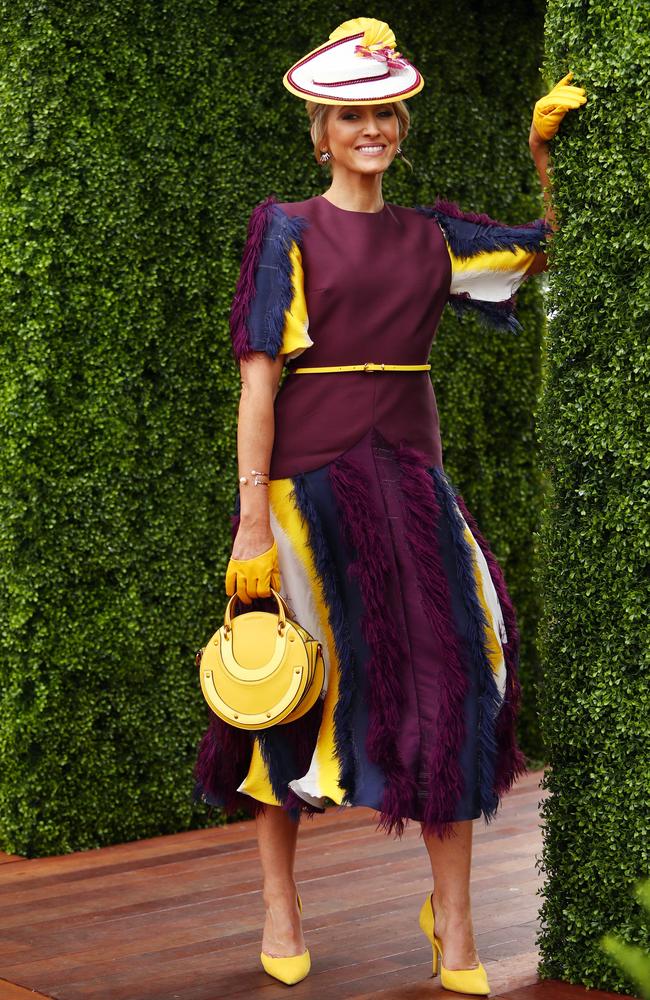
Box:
[418,892,490,996]
[260,892,311,985]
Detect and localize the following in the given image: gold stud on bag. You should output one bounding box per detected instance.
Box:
[196,588,325,730]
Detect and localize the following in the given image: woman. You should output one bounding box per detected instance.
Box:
[194,17,586,991]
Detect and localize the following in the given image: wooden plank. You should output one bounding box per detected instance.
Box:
[496,981,636,1000]
[0,978,53,999]
[0,831,541,928]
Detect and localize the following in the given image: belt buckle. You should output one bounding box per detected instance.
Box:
[363,362,385,372]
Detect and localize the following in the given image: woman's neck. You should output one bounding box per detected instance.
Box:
[321,172,385,214]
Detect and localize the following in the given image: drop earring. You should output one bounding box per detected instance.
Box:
[396,145,403,156]
[319,150,332,163]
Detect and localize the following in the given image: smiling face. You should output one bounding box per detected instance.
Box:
[322,104,401,176]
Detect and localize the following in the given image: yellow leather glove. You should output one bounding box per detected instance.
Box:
[225,538,282,606]
[532,72,587,142]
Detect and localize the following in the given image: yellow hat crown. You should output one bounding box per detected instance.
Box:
[329,18,397,52]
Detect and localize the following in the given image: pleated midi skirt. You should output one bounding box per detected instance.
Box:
[194,426,527,839]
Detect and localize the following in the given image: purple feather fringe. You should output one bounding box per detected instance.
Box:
[454,495,528,795]
[229,196,309,362]
[329,454,419,837]
[193,713,257,816]
[229,195,278,362]
[392,443,470,840]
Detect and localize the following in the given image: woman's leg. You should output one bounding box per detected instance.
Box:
[421,819,481,970]
[257,805,306,957]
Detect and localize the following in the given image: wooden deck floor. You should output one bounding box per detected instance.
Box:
[0,769,630,1000]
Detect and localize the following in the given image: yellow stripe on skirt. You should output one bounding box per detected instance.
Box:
[237,478,346,807]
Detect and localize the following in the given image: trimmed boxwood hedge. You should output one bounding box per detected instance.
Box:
[536,0,650,991]
[0,0,547,856]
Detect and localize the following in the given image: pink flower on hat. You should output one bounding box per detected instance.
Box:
[354,44,409,70]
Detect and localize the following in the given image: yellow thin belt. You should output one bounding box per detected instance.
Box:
[289,362,431,374]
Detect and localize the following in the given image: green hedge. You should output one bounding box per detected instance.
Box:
[0,0,547,856]
[537,0,650,990]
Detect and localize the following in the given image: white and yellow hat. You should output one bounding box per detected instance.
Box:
[283,17,424,106]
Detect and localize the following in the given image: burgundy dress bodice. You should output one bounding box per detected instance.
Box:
[269,195,452,479]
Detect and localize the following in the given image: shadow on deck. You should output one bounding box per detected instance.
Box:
[0,769,631,1000]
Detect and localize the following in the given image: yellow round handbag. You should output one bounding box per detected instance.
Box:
[196,588,326,731]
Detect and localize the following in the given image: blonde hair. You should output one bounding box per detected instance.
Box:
[305,101,412,168]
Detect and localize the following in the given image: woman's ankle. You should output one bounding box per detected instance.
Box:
[431,887,472,923]
[263,880,299,908]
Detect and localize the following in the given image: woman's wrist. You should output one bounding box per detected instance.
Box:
[230,516,274,561]
[238,467,271,523]
[238,510,271,529]
[238,480,271,528]
[529,122,549,152]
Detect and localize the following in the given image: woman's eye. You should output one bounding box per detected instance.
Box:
[340,110,393,121]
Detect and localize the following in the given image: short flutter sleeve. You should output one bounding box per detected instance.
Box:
[230,196,313,363]
[417,198,551,332]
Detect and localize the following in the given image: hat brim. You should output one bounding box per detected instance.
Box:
[283,31,424,105]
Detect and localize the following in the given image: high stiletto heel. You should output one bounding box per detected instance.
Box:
[418,892,490,995]
[260,892,311,985]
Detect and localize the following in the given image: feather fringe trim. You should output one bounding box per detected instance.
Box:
[229,197,309,362]
[454,495,528,796]
[392,443,469,841]
[329,452,419,836]
[448,291,522,334]
[193,715,255,815]
[416,197,551,260]
[290,474,359,799]
[431,469,503,823]
[229,195,278,362]
[255,697,324,807]
[284,788,325,822]
[263,213,309,360]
